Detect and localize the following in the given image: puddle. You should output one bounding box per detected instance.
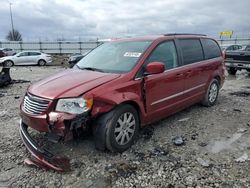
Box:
[229,91,250,97]
[209,133,243,153]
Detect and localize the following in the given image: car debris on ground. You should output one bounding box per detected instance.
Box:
[0,66,12,87]
[172,136,185,146]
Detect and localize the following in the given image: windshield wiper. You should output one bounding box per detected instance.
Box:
[80,67,104,72]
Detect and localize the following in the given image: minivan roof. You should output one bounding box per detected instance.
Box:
[112,33,208,42]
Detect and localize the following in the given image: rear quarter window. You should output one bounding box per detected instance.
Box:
[179,39,204,65]
[201,39,221,59]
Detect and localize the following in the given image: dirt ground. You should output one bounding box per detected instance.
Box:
[0,66,250,188]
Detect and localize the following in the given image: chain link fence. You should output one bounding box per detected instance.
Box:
[0,41,102,54]
[217,38,250,46]
[1,38,250,54]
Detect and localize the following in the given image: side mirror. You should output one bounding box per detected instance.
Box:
[145,62,165,75]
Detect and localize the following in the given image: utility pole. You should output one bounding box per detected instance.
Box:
[9,2,15,40]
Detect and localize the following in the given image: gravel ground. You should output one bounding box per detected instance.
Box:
[0,66,250,188]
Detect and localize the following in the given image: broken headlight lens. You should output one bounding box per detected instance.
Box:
[55,98,93,114]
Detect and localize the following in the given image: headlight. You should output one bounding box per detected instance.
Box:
[56,98,93,114]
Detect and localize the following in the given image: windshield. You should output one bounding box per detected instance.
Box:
[76,41,151,73]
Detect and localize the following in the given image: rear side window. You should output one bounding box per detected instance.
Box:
[19,52,29,56]
[179,39,204,65]
[201,39,221,59]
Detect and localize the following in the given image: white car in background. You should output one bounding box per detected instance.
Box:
[0,51,52,67]
[0,48,16,56]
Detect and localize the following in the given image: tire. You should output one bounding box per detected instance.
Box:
[247,69,250,72]
[227,67,237,75]
[4,60,14,67]
[38,59,46,66]
[93,104,139,152]
[201,79,219,107]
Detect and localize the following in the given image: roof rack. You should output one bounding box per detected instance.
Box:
[164,33,207,36]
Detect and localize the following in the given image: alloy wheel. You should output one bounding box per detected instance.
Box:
[114,112,136,145]
[208,83,218,103]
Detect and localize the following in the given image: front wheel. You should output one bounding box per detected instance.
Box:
[4,60,14,67]
[93,104,139,152]
[201,79,219,107]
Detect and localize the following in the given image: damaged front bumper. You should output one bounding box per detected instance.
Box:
[19,120,70,172]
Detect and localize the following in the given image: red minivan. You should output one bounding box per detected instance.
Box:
[20,34,225,171]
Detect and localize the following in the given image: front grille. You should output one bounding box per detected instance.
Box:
[23,93,50,114]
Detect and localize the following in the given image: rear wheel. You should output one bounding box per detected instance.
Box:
[201,79,219,107]
[227,67,237,75]
[246,69,250,72]
[93,104,139,152]
[38,59,46,66]
[4,60,14,67]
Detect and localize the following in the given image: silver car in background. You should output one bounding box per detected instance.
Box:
[0,48,16,56]
[0,51,52,67]
[220,44,242,52]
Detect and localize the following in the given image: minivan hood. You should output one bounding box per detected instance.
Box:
[28,69,120,99]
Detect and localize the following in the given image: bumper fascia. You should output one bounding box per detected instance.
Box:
[19,120,70,172]
[225,61,250,69]
[20,108,78,137]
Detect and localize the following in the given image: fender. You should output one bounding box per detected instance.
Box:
[90,91,147,124]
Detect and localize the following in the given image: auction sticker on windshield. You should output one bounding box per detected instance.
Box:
[124,52,142,57]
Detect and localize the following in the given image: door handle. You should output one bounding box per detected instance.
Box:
[176,73,184,78]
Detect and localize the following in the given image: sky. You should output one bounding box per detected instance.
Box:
[0,0,250,41]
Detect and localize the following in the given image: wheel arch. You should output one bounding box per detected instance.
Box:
[118,100,142,127]
[38,59,47,64]
[90,91,146,123]
[209,69,224,89]
[214,75,221,87]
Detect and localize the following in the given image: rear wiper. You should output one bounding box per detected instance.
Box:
[80,67,104,72]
